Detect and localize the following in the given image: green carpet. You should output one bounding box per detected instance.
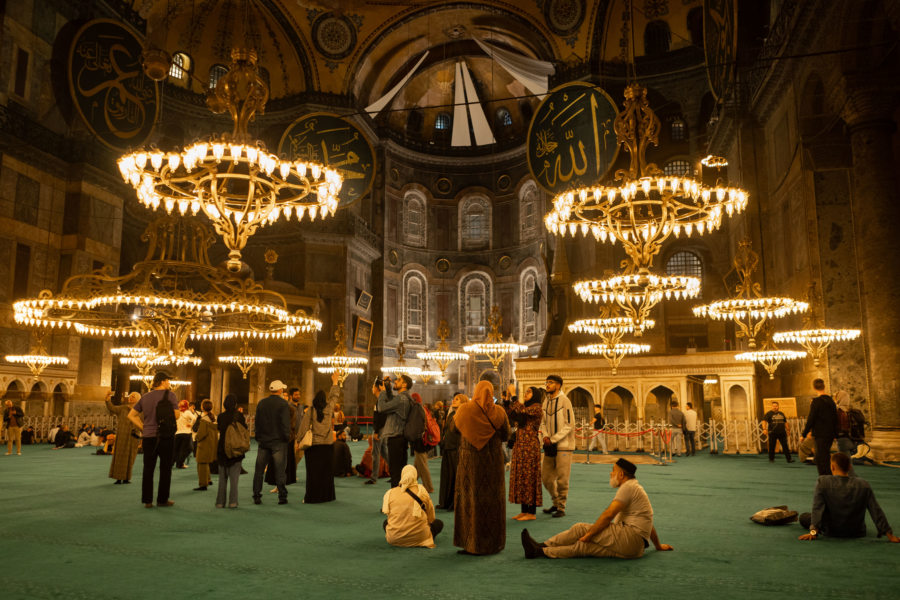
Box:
[1,443,898,599]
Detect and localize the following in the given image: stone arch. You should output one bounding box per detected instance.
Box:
[3,380,25,400]
[645,385,675,421]
[603,385,635,422]
[402,269,427,345]
[567,386,595,425]
[727,384,749,419]
[52,383,68,416]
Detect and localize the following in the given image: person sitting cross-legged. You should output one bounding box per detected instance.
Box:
[798,451,899,543]
[522,458,673,559]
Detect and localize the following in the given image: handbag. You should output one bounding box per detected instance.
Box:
[297,428,313,451]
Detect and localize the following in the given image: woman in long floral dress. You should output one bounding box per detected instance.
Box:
[507,385,544,520]
[105,391,141,484]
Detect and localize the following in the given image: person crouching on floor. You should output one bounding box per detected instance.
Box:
[521,458,673,559]
[382,464,443,548]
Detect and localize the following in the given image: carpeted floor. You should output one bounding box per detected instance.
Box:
[1,442,898,599]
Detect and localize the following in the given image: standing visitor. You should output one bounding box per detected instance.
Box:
[453,380,510,555]
[508,384,544,521]
[3,399,24,456]
[437,393,466,510]
[541,374,574,518]
[174,399,195,469]
[128,372,179,508]
[299,372,342,503]
[365,377,390,485]
[684,402,698,456]
[105,391,140,484]
[410,392,434,493]
[216,394,245,508]
[193,400,217,491]
[762,401,793,463]
[379,374,412,488]
[252,380,292,505]
[802,378,839,476]
[667,400,685,457]
[587,405,608,455]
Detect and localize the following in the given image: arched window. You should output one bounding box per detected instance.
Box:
[644,21,671,56]
[666,251,703,279]
[521,270,537,341]
[462,277,488,342]
[404,273,426,343]
[519,181,539,240]
[434,113,451,131]
[407,110,424,135]
[459,196,491,250]
[664,159,692,176]
[169,52,192,83]
[403,192,426,247]
[495,107,512,128]
[208,64,228,89]
[670,118,686,141]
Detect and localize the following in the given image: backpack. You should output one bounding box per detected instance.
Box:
[155,391,177,438]
[224,420,250,458]
[404,397,426,445]
[749,505,799,526]
[848,409,866,440]
[423,407,441,448]
[837,408,851,436]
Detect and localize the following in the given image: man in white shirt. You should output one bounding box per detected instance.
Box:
[684,402,698,456]
[540,374,575,518]
[522,458,673,559]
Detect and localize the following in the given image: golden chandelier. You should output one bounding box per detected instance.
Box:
[313,324,367,386]
[464,306,528,371]
[569,305,651,373]
[218,340,273,379]
[118,48,342,272]
[381,342,422,378]
[4,332,69,380]
[417,320,469,377]
[772,282,860,367]
[693,239,808,349]
[13,218,321,362]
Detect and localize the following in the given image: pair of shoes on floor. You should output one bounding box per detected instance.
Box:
[194,486,207,491]
[123,480,131,484]
[253,496,262,505]
[521,529,547,559]
[542,506,558,514]
[177,465,188,469]
[513,513,536,521]
[144,503,153,508]
[114,480,123,485]
[148,500,174,508]
[552,509,566,518]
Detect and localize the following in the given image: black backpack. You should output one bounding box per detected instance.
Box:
[155,391,177,438]
[404,397,426,445]
[848,409,866,440]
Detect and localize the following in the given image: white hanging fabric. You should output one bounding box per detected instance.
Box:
[364,50,430,117]
[460,61,495,146]
[451,61,471,147]
[471,36,554,97]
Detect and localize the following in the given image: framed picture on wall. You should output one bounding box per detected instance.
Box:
[353,317,373,352]
[356,289,373,312]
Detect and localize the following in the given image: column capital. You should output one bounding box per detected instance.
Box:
[836,75,900,130]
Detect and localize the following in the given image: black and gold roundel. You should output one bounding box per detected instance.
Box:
[277,113,375,208]
[526,81,619,195]
[68,19,159,151]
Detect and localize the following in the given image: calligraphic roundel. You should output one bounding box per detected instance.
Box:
[704,0,738,102]
[277,113,375,208]
[68,19,159,151]
[526,81,619,195]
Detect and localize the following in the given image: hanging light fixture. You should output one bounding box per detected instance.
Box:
[313,324,368,386]
[568,305,651,373]
[4,332,69,379]
[772,282,860,367]
[693,238,808,349]
[380,342,422,378]
[735,339,807,380]
[463,306,528,371]
[416,358,444,384]
[416,320,469,377]
[118,43,342,272]
[218,340,273,379]
[577,342,651,375]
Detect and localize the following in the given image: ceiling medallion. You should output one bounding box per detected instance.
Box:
[312,13,357,60]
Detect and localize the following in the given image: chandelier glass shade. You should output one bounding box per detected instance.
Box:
[735,343,807,380]
[416,320,469,377]
[218,340,273,379]
[12,218,321,361]
[693,239,807,349]
[4,331,68,379]
[544,84,748,270]
[129,374,191,389]
[577,342,651,375]
[313,324,368,386]
[381,342,422,378]
[463,307,527,371]
[117,48,342,272]
[568,316,655,337]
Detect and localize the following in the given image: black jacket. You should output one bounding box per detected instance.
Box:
[254,394,291,447]
[802,394,839,439]
[3,406,24,425]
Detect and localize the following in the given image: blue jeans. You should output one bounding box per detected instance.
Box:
[253,442,287,501]
[370,435,389,481]
[216,460,241,507]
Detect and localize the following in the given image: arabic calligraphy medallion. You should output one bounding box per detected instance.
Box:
[68,19,159,151]
[526,81,619,194]
[278,113,375,208]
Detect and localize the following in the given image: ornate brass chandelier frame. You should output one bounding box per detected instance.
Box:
[313,324,367,386]
[463,306,528,371]
[416,320,470,377]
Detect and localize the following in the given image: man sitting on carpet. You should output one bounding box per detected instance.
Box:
[522,458,673,559]
[798,452,899,543]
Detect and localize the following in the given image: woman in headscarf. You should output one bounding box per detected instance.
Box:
[410,392,434,493]
[381,464,443,548]
[105,390,141,484]
[437,393,467,510]
[299,374,341,503]
[193,399,217,491]
[216,394,246,508]
[452,379,510,555]
[506,384,544,521]
[174,399,195,469]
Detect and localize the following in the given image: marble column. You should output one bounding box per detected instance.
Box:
[840,82,900,441]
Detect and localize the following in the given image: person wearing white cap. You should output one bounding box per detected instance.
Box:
[252,380,292,505]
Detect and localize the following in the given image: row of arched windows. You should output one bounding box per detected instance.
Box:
[402,182,541,249]
[168,52,269,90]
[401,269,543,345]
[407,107,515,136]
